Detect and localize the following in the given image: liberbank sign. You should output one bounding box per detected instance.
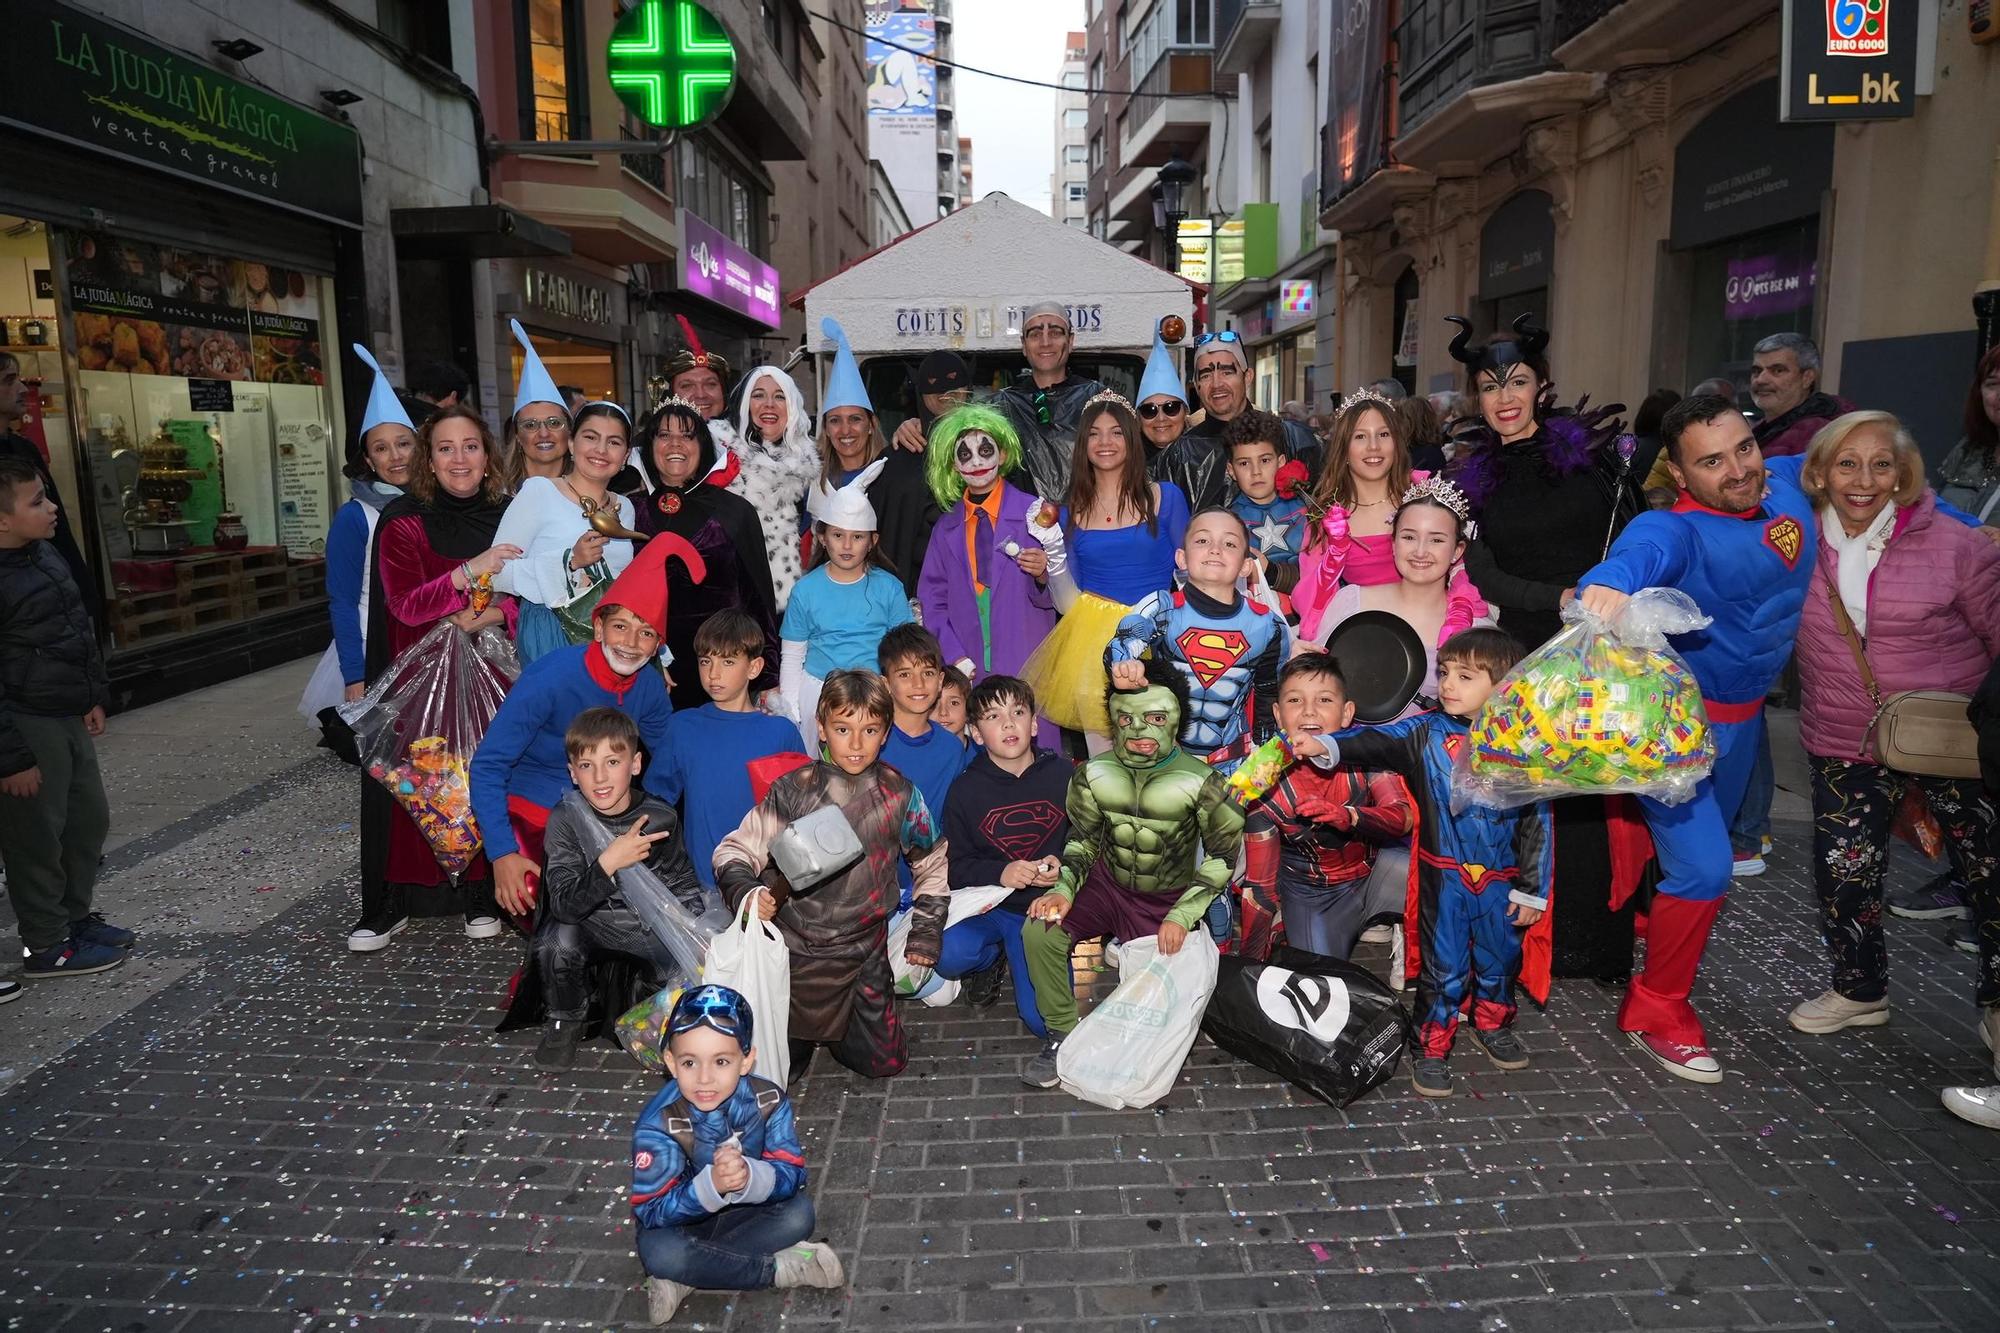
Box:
[0,0,363,228]
[1779,0,1918,122]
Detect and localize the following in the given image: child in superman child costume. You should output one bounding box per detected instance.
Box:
[1020,655,1246,1088]
[1307,627,1553,1099]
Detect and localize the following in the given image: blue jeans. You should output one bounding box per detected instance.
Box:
[635,1192,815,1290]
[1728,727,1773,855]
[935,907,1046,1038]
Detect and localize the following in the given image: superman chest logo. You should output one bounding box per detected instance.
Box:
[1175,627,1250,688]
[1763,515,1804,567]
[981,800,1064,862]
[1443,733,1466,762]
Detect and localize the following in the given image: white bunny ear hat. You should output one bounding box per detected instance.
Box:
[805,456,887,532]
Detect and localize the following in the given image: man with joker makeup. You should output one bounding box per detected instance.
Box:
[918,404,1069,745]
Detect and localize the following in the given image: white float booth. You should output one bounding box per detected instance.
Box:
[793,194,1199,433]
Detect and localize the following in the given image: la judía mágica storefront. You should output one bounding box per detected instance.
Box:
[0,0,365,706]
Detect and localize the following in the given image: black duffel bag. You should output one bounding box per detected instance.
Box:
[1200,946,1409,1107]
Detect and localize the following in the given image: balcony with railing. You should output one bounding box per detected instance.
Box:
[620,126,668,195]
[1395,0,1559,139]
[1120,49,1219,168]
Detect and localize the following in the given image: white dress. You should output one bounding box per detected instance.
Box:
[724,429,819,612]
[491,475,635,608]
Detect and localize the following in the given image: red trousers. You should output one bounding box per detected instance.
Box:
[1617,893,1724,1045]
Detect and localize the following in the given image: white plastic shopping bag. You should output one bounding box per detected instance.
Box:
[703,894,793,1086]
[1057,930,1220,1109]
[888,886,1016,1006]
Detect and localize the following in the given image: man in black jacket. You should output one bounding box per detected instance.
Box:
[1151,333,1321,512]
[995,302,1105,498]
[0,353,99,627]
[0,457,130,979]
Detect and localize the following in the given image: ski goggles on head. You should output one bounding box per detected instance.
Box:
[1136,400,1185,420]
[665,984,754,1051]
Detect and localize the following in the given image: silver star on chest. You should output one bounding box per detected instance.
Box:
[1251,512,1294,555]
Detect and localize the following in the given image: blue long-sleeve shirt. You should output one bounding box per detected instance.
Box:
[882,720,972,908]
[630,1075,807,1229]
[651,703,807,889]
[324,499,373,686]
[468,643,675,860]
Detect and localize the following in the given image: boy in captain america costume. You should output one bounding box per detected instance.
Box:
[630,985,844,1323]
[1304,628,1552,1098]
[1106,508,1290,775]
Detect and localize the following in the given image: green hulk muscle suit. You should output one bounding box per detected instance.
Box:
[1024,657,1245,1036]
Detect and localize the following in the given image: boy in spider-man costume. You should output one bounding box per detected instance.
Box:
[1106,508,1290,774]
[1307,628,1552,1099]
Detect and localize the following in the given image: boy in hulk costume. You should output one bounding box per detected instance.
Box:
[1020,655,1245,1088]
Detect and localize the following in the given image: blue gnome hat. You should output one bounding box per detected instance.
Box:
[1137,325,1187,408]
[510,317,566,420]
[819,317,873,418]
[353,343,416,436]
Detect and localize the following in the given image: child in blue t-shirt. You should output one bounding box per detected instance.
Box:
[654,609,806,893]
[777,458,912,748]
[878,625,972,911]
[632,985,844,1322]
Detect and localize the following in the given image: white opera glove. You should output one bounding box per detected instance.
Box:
[775,639,807,724]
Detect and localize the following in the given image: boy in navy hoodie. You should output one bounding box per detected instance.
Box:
[632,984,844,1323]
[878,624,972,909]
[934,676,1072,1035]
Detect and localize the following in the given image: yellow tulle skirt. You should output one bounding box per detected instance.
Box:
[1020,591,1132,735]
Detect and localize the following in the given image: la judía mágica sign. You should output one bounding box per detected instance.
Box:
[0,0,363,228]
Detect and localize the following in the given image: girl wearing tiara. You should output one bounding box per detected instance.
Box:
[1294,386,1487,643]
[1309,477,1495,721]
[1019,391,1189,739]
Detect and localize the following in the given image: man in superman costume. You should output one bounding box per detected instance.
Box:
[1573,393,1820,1083]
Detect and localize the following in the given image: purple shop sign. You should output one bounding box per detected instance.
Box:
[1724,254,1816,321]
[683,212,781,329]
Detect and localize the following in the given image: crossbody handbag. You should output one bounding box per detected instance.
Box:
[1822,569,1981,779]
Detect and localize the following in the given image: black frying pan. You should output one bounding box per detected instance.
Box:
[1318,610,1429,723]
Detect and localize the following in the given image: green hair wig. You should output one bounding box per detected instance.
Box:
[925,403,1024,507]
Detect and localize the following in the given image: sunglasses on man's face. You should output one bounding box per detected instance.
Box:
[1137,400,1185,420]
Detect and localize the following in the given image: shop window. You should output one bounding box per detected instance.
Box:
[519,0,588,142]
[677,133,771,256]
[44,223,343,650]
[1683,218,1820,392]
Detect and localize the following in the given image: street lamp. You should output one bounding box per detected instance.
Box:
[1154,153,1196,266]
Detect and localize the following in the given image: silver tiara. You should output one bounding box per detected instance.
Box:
[651,394,700,415]
[1085,388,1134,411]
[1337,386,1396,416]
[1401,474,1478,540]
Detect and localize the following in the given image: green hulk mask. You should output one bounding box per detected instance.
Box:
[1110,683,1181,769]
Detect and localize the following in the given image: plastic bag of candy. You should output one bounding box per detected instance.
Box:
[340,622,521,874]
[1451,587,1716,812]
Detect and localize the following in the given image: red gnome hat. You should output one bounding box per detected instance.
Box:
[594,531,707,638]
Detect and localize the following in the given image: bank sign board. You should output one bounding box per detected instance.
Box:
[0,0,363,227]
[1780,0,1918,121]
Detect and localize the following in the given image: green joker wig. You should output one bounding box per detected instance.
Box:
[924,402,1024,507]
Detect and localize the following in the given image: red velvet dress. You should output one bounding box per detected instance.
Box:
[373,513,518,885]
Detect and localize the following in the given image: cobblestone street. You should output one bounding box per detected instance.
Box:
[3,662,1998,1332]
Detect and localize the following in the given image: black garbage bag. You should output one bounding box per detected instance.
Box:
[1200,946,1409,1107]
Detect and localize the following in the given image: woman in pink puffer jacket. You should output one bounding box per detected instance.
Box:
[1788,412,2000,1072]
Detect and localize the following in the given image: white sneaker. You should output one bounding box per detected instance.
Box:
[1942,1084,2000,1130]
[1787,990,1889,1034]
[1388,924,1406,994]
[1102,940,1122,970]
[464,914,504,939]
[1731,852,1766,878]
[773,1241,846,1290]
[345,916,408,953]
[646,1276,692,1324]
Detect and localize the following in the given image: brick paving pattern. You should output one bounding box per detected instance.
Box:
[4,809,1999,1331]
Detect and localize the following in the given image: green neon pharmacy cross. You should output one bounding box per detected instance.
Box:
[608,0,738,130]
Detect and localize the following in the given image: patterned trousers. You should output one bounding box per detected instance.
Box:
[1809,755,2000,1007]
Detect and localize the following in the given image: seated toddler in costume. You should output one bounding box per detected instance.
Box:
[631,984,844,1324]
[522,707,704,1071]
[1234,653,1415,962]
[1301,628,1552,1100]
[935,675,1073,1034]
[714,670,950,1079]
